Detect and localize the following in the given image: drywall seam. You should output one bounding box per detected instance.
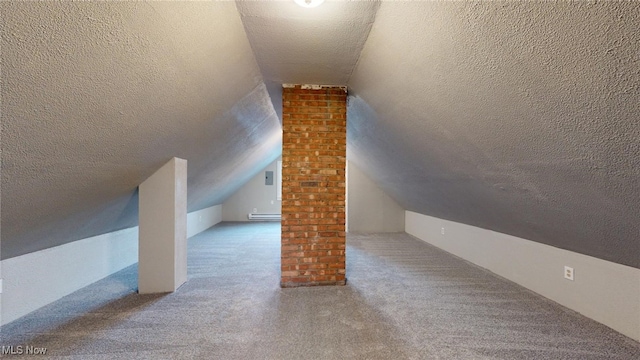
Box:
[405,211,640,342]
[1,204,222,326]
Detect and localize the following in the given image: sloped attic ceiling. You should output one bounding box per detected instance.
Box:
[1,1,281,259]
[1,1,638,271]
[236,0,380,120]
[348,1,640,268]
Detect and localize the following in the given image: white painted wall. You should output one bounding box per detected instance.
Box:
[222,158,282,221]
[187,205,222,238]
[0,206,2,327]
[0,204,221,326]
[222,158,405,231]
[405,211,640,342]
[1,227,138,325]
[0,255,2,327]
[139,158,187,294]
[347,161,404,233]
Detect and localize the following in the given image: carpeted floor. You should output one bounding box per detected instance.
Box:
[1,222,638,359]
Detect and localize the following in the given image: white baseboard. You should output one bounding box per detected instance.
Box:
[1,204,222,326]
[405,211,640,342]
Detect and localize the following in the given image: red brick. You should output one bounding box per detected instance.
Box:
[281,85,347,287]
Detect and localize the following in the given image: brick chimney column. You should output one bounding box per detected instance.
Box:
[280,84,347,287]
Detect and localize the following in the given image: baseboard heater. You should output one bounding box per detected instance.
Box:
[247,213,281,221]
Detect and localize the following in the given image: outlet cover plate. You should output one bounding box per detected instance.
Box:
[564,266,574,281]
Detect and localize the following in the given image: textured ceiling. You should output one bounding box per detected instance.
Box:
[1,2,280,259]
[237,0,379,85]
[348,1,640,268]
[236,0,380,120]
[1,1,638,270]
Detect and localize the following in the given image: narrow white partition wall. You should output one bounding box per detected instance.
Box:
[1,204,220,326]
[138,157,188,294]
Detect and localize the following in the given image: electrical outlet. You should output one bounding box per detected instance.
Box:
[564,266,574,281]
[253,208,257,213]
[441,227,445,235]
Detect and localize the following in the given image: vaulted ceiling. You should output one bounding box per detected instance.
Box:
[1,1,638,268]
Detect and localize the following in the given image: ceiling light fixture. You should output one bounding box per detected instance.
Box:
[294,0,325,8]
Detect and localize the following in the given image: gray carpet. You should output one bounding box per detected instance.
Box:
[1,222,638,359]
